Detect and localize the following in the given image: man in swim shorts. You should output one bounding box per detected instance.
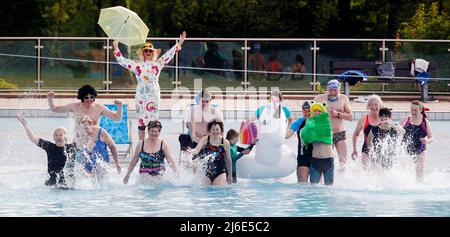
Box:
[314,79,352,171]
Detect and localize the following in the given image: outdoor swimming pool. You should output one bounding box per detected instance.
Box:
[0,117,449,216]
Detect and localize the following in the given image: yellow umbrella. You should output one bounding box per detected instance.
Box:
[98,6,149,46]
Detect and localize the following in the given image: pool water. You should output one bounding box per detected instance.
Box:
[0,117,449,216]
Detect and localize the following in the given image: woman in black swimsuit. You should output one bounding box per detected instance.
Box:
[189,120,232,186]
[401,100,433,182]
[352,95,383,169]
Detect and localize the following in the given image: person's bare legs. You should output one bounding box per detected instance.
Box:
[415,152,426,182]
[335,139,348,171]
[212,173,227,186]
[361,152,370,170]
[202,175,212,185]
[297,167,310,183]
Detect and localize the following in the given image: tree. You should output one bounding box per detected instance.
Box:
[398,2,450,39]
[0,0,45,36]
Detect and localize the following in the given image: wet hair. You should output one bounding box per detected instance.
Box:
[77,85,97,102]
[226,129,239,140]
[379,108,392,118]
[411,100,427,118]
[207,120,224,133]
[147,120,162,131]
[296,54,304,64]
[366,94,383,110]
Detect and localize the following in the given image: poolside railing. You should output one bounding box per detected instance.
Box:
[0,37,449,95]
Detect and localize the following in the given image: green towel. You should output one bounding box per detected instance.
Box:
[300,112,332,149]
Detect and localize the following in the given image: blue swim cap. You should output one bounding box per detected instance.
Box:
[327,79,341,89]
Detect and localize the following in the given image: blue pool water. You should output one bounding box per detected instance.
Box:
[0,117,449,216]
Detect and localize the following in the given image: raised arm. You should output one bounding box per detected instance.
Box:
[102,128,121,174]
[47,91,75,113]
[112,40,139,74]
[213,108,225,123]
[283,106,294,128]
[162,141,177,173]
[286,117,303,139]
[157,31,186,68]
[99,100,123,121]
[16,115,39,145]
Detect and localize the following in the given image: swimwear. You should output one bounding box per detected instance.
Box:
[403,117,427,157]
[370,126,398,169]
[37,139,76,186]
[192,135,227,182]
[78,129,110,173]
[333,130,346,145]
[310,157,334,185]
[139,140,166,176]
[296,119,313,167]
[362,115,376,154]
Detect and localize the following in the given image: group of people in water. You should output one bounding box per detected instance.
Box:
[16,31,433,187]
[287,83,432,185]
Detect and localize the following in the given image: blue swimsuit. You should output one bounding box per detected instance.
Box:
[79,129,110,172]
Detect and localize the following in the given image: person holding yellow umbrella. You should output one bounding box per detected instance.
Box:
[112,31,186,140]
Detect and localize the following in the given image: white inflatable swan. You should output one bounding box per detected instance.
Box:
[236,103,297,179]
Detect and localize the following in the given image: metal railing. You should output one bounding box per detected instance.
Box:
[0,37,449,94]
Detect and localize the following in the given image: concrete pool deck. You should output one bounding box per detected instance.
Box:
[1,94,450,120]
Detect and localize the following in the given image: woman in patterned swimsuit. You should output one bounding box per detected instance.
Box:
[123,121,177,184]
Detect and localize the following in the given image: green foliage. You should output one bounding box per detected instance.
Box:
[0,0,45,36]
[1,0,450,39]
[0,78,18,89]
[398,2,450,40]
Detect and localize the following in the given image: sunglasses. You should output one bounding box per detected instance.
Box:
[144,49,153,53]
[201,100,210,103]
[84,95,95,100]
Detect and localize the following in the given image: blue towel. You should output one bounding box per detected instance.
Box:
[337,70,368,86]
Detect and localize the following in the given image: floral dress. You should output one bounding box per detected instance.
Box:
[114,45,178,126]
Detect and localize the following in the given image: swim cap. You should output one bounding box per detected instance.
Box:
[301,101,311,110]
[327,79,341,89]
